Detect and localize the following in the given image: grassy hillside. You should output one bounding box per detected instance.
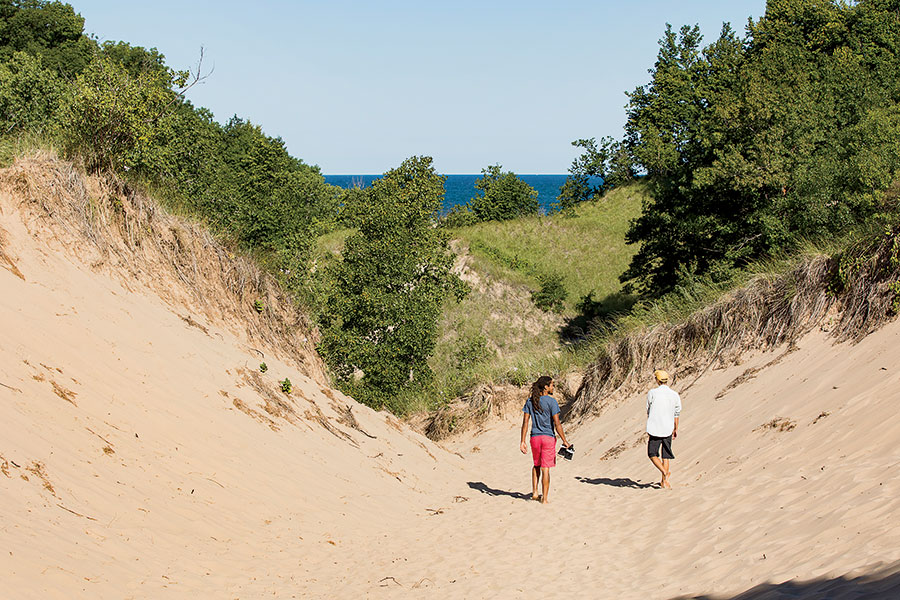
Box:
[452,181,646,314]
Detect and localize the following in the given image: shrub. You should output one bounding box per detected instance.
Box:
[57,56,187,173]
[439,204,478,228]
[280,378,292,394]
[531,274,567,313]
[318,156,468,408]
[259,362,268,373]
[0,52,64,133]
[469,164,538,222]
[452,333,489,370]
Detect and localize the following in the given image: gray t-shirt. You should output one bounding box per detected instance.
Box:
[523,395,560,438]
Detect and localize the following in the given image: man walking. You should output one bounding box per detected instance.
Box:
[646,369,681,489]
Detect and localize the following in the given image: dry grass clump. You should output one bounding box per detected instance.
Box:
[573,224,900,419]
[833,225,900,341]
[424,383,521,440]
[755,417,797,433]
[0,154,327,384]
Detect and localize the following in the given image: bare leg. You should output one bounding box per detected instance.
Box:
[650,456,669,489]
[531,466,540,500]
[662,458,671,488]
[541,467,551,504]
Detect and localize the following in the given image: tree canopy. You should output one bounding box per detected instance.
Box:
[612,0,900,295]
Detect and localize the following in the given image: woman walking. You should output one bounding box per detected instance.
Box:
[519,375,571,504]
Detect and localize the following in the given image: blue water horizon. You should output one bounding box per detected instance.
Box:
[325,173,570,214]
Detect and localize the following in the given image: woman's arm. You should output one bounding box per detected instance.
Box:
[552,414,571,448]
[520,413,531,453]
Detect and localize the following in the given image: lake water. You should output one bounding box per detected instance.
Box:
[324,174,569,214]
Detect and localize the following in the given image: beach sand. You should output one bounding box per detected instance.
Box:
[2,161,899,599]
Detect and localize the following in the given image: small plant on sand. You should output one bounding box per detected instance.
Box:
[280,378,292,394]
[259,362,268,373]
[253,299,265,313]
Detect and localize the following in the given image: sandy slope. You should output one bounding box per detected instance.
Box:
[2,161,900,599]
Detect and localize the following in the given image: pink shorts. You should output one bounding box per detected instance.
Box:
[530,435,556,468]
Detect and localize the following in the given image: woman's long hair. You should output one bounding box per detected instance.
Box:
[529,376,553,415]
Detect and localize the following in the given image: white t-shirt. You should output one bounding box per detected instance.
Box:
[646,384,682,437]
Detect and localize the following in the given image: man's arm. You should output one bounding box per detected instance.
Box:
[520,413,531,453]
[673,416,679,438]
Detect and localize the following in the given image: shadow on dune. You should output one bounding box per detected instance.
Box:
[673,560,900,599]
[576,476,656,489]
[466,481,532,500]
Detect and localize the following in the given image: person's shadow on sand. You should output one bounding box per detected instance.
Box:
[467,481,532,500]
[576,476,655,489]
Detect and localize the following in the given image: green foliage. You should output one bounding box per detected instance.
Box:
[57,56,184,173]
[280,378,292,394]
[469,164,539,222]
[259,362,268,373]
[99,41,168,78]
[556,137,635,210]
[531,273,567,313]
[451,333,489,370]
[0,0,96,78]
[0,50,62,133]
[617,2,900,296]
[439,203,478,228]
[253,300,265,313]
[318,156,468,408]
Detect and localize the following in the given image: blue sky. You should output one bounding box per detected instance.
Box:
[72,1,765,174]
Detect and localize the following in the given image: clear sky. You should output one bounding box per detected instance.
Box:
[71,1,765,174]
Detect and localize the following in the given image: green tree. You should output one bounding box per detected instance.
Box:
[469,164,539,221]
[99,41,169,78]
[0,0,96,78]
[0,50,63,133]
[619,2,900,296]
[556,136,634,210]
[319,156,467,409]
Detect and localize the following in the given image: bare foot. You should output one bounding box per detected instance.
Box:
[662,473,672,489]
[532,494,540,501]
[541,498,551,504]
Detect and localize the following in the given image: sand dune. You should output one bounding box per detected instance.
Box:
[2,159,899,599]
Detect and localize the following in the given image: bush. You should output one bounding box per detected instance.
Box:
[451,333,489,370]
[0,52,64,133]
[439,204,478,228]
[57,56,186,172]
[469,164,538,222]
[280,378,292,394]
[531,274,567,313]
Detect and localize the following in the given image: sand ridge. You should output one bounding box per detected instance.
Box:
[2,159,900,599]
